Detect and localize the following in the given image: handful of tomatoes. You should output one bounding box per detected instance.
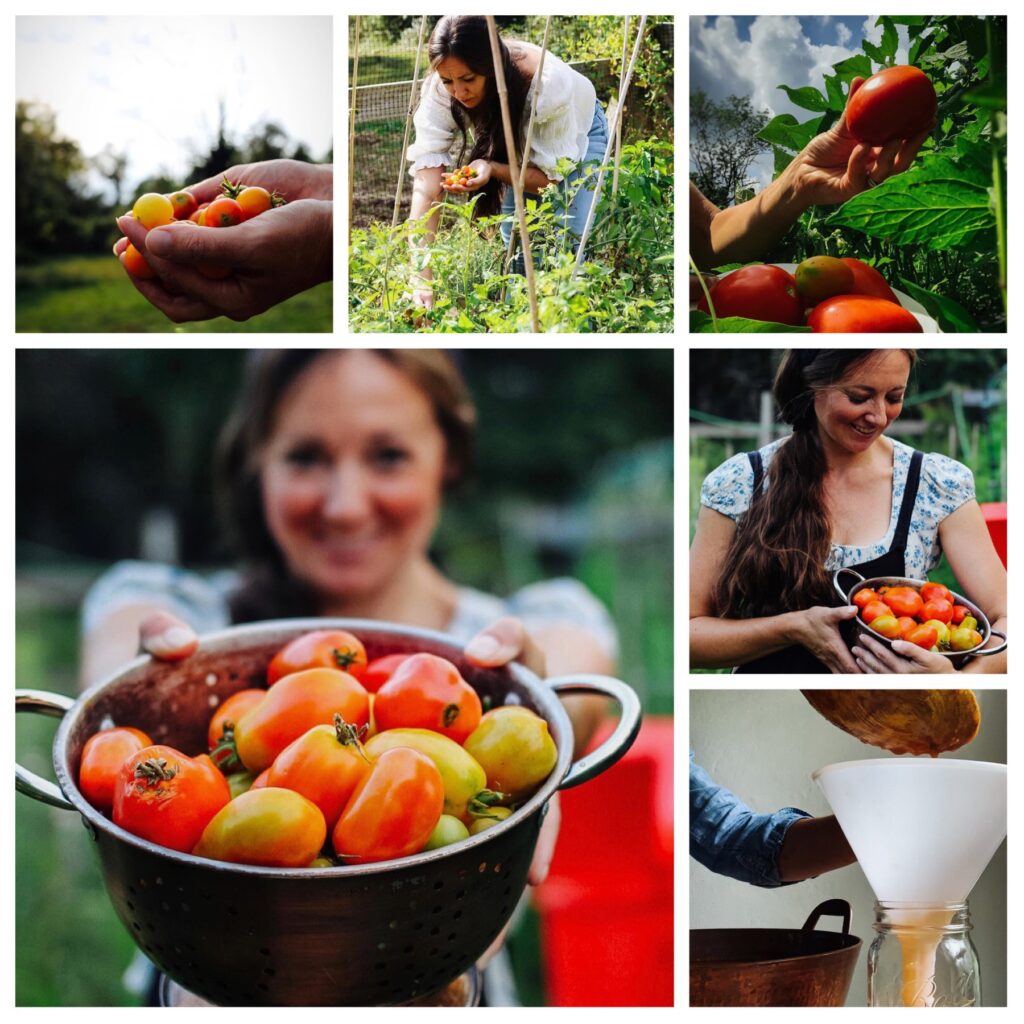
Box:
[78,629,558,868]
[853,580,984,653]
[442,165,478,188]
[123,177,285,281]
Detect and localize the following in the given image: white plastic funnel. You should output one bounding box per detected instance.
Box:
[812,758,1006,902]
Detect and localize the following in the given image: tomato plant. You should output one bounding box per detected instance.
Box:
[112,745,230,852]
[794,256,854,305]
[79,726,152,812]
[698,265,804,326]
[132,192,175,229]
[463,706,558,800]
[373,653,482,743]
[332,746,444,863]
[267,629,368,684]
[193,787,326,867]
[807,295,922,333]
[846,65,937,145]
[122,243,155,279]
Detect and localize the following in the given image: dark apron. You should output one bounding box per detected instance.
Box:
[735,448,924,674]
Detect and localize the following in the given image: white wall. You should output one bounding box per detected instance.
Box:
[689,689,1007,1007]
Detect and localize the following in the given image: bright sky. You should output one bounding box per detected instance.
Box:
[689,15,914,189]
[16,15,333,198]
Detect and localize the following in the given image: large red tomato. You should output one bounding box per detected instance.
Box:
[846,65,937,145]
[808,295,922,333]
[697,265,804,326]
[840,258,901,304]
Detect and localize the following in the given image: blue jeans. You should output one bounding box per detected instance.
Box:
[500,100,609,260]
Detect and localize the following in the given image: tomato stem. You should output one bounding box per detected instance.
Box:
[134,758,177,786]
[209,724,243,774]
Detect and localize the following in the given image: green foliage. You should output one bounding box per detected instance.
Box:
[350,139,673,333]
[689,90,772,206]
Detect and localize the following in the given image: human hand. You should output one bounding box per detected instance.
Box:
[441,160,490,192]
[790,605,863,674]
[138,611,198,661]
[787,77,932,208]
[851,632,957,674]
[188,159,333,203]
[411,286,434,310]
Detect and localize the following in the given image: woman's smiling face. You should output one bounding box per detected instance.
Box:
[813,350,912,454]
[259,351,449,605]
[436,56,487,109]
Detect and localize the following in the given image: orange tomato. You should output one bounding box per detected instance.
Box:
[332,747,444,864]
[906,623,939,650]
[132,192,175,229]
[881,586,924,619]
[169,190,198,220]
[896,616,918,639]
[852,588,880,610]
[237,186,273,219]
[122,243,155,279]
[860,600,892,625]
[920,598,954,624]
[79,726,152,812]
[267,629,368,685]
[919,582,952,604]
[361,653,413,693]
[207,688,266,750]
[204,197,244,228]
[868,614,902,639]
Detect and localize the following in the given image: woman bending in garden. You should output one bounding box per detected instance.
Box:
[689,348,1007,675]
[405,15,608,309]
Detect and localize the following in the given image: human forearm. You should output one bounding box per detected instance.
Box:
[689,611,801,669]
[487,161,553,194]
[777,815,856,881]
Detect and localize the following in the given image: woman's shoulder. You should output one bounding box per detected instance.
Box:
[700,438,785,518]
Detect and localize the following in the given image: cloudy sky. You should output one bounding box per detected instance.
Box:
[16,16,333,200]
[690,15,913,189]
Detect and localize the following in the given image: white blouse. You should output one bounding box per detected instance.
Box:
[406,42,598,182]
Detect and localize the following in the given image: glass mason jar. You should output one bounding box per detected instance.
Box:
[867,901,981,1007]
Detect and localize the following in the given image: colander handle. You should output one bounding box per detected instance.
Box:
[547,674,642,791]
[15,689,76,810]
[969,628,1007,659]
[833,567,865,604]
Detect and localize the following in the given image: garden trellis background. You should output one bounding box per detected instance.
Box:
[347,15,674,229]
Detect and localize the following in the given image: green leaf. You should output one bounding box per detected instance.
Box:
[879,18,899,61]
[776,84,829,112]
[898,279,980,334]
[689,311,810,334]
[757,113,825,152]
[832,54,874,78]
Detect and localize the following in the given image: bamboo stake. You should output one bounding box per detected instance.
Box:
[571,14,646,280]
[392,15,429,228]
[612,16,630,196]
[348,17,362,241]
[486,15,540,332]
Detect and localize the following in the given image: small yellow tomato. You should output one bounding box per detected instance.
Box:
[132,192,175,229]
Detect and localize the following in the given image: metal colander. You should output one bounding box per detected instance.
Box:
[16,618,641,1006]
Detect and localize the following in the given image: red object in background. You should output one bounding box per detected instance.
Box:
[533,716,673,1006]
[980,502,1007,567]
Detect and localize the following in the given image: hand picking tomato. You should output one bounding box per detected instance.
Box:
[373,653,482,744]
[132,192,175,229]
[267,629,368,684]
[122,243,156,280]
[169,190,198,220]
[193,787,326,867]
[463,706,558,800]
[230,667,370,773]
[333,747,444,864]
[696,265,804,326]
[112,745,230,852]
[846,65,936,145]
[79,726,152,812]
[794,256,854,306]
[807,295,922,332]
[207,688,266,749]
[361,652,413,693]
[840,258,901,304]
[365,727,491,820]
[265,716,372,828]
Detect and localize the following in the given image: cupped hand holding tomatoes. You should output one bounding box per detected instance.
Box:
[441,161,488,191]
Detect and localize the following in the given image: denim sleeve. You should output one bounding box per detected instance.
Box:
[689,754,810,888]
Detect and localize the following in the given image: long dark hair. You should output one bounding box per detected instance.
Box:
[214,350,477,623]
[713,348,917,618]
[429,15,530,219]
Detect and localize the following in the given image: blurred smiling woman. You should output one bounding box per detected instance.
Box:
[689,349,1007,675]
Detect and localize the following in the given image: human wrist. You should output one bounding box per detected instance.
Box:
[779,609,805,646]
[763,161,810,220]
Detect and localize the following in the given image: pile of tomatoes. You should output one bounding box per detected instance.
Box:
[78,629,557,868]
[123,177,285,281]
[442,165,477,188]
[853,580,984,653]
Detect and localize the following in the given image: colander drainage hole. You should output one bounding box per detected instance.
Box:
[126,900,135,911]
[377,942,387,951]
[477,863,487,873]
[447,933,457,942]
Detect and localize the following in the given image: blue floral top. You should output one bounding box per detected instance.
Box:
[700,436,975,579]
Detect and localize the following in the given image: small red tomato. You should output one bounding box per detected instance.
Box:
[203,197,244,228]
[920,598,954,624]
[207,688,266,750]
[950,604,970,626]
[852,588,880,610]
[79,727,152,812]
[373,653,482,744]
[896,616,918,639]
[237,186,273,220]
[122,243,155,279]
[906,623,939,649]
[268,630,368,685]
[860,600,892,625]
[169,190,198,220]
[361,653,413,693]
[920,582,952,604]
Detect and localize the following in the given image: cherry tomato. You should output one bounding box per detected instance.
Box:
[132,192,175,229]
[920,598,954,624]
[846,65,936,145]
[332,747,444,864]
[203,197,244,228]
[169,190,198,220]
[906,623,939,650]
[950,604,970,626]
[860,599,892,625]
[881,586,924,619]
[921,618,951,645]
[237,186,273,220]
[794,256,854,306]
[79,726,152,812]
[895,616,918,639]
[468,805,513,835]
[424,814,471,850]
[207,688,266,750]
[920,582,952,604]
[265,717,372,828]
[868,614,901,640]
[464,706,558,800]
[807,295,922,333]
[373,653,482,744]
[840,258,901,304]
[112,746,230,852]
[267,629,368,685]
[852,588,881,611]
[122,243,155,279]
[361,653,413,693]
[232,667,370,773]
[365,727,489,820]
[697,265,804,326]
[949,627,983,653]
[193,788,326,867]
